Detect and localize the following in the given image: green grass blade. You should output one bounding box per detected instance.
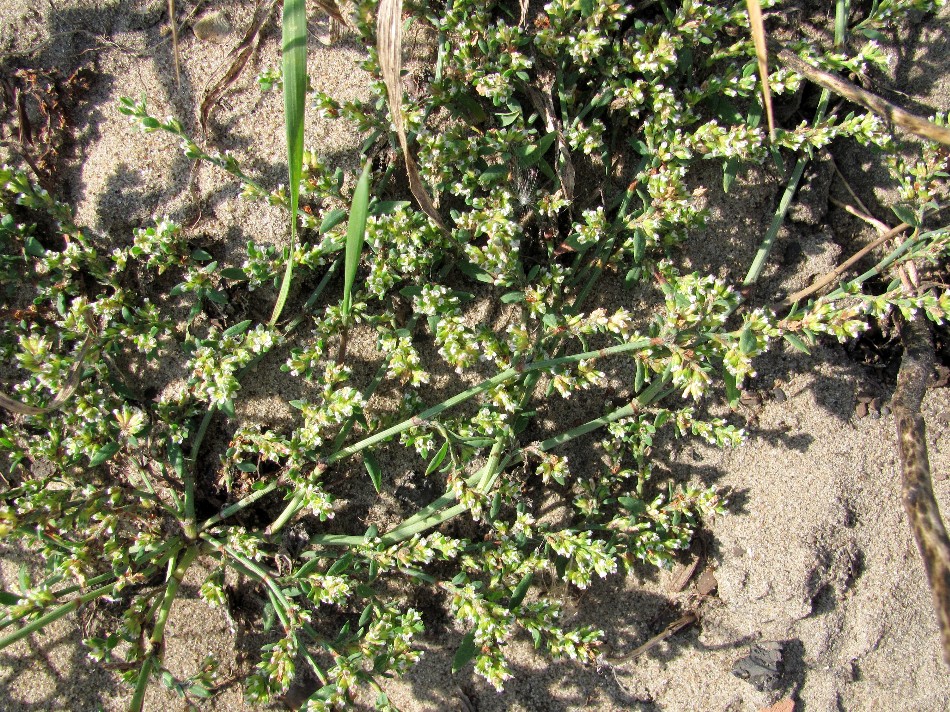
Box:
[269,0,308,326]
[342,160,372,318]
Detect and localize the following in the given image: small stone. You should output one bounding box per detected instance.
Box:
[696,569,718,596]
[193,11,231,43]
[772,387,787,403]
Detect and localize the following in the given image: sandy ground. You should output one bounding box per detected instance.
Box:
[1,1,949,711]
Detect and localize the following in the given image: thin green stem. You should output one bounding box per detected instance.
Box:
[744,0,845,286]
[129,654,155,712]
[267,337,655,533]
[743,155,808,286]
[303,378,675,558]
[149,544,198,653]
[0,580,117,650]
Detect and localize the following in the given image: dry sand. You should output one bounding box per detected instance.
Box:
[1,1,949,710]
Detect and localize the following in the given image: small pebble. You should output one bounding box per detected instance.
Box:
[771,387,787,403]
[193,11,231,43]
[880,405,891,417]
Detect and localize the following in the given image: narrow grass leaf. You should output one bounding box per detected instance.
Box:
[167,0,180,86]
[342,160,372,318]
[269,0,308,326]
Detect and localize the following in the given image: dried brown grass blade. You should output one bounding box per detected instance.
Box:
[745,0,775,139]
[168,0,181,87]
[527,80,575,200]
[200,0,278,133]
[377,0,446,230]
[314,0,348,26]
[772,41,950,146]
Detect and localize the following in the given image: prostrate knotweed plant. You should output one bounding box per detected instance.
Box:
[1,0,949,709]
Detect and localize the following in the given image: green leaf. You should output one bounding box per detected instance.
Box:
[891,204,919,227]
[369,200,410,216]
[328,554,353,576]
[489,491,501,520]
[508,572,533,610]
[0,589,20,606]
[739,327,757,355]
[723,368,740,408]
[23,235,45,257]
[190,248,213,261]
[425,441,449,475]
[618,496,645,515]
[89,442,121,467]
[452,631,478,673]
[188,685,212,699]
[514,132,557,167]
[364,451,382,493]
[783,332,812,354]
[269,0,308,326]
[723,157,740,193]
[359,603,374,628]
[319,208,348,233]
[454,92,488,123]
[222,319,253,337]
[500,291,525,304]
[342,160,372,319]
[497,109,520,126]
[219,267,247,280]
[220,399,236,419]
[236,462,258,473]
[632,231,645,263]
[478,164,509,185]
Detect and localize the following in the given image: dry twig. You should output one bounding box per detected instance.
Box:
[771,42,950,146]
[777,221,911,308]
[892,316,950,668]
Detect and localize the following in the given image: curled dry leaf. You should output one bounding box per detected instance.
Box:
[377,0,447,230]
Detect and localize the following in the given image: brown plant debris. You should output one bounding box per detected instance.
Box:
[771,41,950,147]
[893,315,950,667]
[199,0,279,134]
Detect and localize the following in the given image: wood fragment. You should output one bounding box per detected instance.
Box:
[892,315,950,668]
[771,41,950,146]
[610,611,698,661]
